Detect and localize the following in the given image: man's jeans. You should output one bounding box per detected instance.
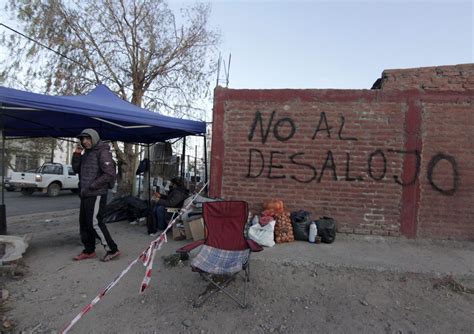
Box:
[154,205,168,230]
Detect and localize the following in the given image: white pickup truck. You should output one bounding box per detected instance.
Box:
[9,162,79,197]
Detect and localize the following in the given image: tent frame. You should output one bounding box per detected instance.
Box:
[0,85,209,234]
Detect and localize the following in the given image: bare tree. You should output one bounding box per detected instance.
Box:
[0,0,219,195]
[3,137,59,172]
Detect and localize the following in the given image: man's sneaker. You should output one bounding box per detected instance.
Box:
[101,251,121,262]
[74,252,96,261]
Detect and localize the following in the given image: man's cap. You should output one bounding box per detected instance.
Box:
[76,128,97,138]
[77,131,91,138]
[76,128,100,146]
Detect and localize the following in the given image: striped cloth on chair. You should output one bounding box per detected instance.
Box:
[191,245,250,274]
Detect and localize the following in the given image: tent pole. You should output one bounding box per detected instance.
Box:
[147,144,151,203]
[194,145,197,184]
[181,137,186,179]
[203,135,208,194]
[1,131,4,205]
[0,120,6,234]
[137,147,142,197]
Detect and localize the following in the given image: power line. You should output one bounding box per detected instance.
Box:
[0,22,104,80]
[0,22,208,121]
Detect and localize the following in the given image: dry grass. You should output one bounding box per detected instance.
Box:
[433,275,474,294]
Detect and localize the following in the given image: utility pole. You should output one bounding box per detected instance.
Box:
[187,154,191,180]
[50,138,55,162]
[194,145,197,182]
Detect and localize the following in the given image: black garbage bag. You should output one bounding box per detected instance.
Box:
[126,196,149,220]
[102,195,150,224]
[136,158,150,175]
[290,210,312,241]
[315,217,336,243]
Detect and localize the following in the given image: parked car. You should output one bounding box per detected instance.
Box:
[9,163,79,197]
[3,176,15,191]
[3,168,37,192]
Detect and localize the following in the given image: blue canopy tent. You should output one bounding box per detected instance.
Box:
[0,84,208,233]
[0,84,205,143]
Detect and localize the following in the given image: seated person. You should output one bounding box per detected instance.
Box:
[147,177,189,235]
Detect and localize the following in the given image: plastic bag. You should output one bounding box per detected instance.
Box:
[248,219,276,247]
[290,210,312,241]
[315,216,336,243]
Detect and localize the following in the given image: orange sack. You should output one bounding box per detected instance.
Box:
[274,211,294,244]
[264,199,285,214]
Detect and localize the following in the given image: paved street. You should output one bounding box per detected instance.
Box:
[1,189,80,217]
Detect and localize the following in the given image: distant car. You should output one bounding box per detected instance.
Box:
[4,168,38,192]
[9,163,79,197]
[3,177,15,191]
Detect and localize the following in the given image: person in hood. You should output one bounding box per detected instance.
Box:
[147,177,189,236]
[71,128,120,262]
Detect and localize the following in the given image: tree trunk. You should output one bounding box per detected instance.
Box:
[115,142,138,196]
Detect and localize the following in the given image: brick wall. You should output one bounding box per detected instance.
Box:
[210,64,474,240]
[379,63,474,91]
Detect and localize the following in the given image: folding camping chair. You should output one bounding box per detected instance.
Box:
[176,201,263,308]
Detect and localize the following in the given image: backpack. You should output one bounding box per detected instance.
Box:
[315,217,336,243]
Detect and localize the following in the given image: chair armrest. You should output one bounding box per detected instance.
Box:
[176,239,205,254]
[246,239,263,252]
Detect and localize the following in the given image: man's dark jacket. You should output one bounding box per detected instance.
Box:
[157,186,189,208]
[72,130,115,197]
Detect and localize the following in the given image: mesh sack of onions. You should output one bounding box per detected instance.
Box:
[274,211,294,244]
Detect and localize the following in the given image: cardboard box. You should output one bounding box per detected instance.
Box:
[183,220,193,240]
[188,218,205,241]
[172,223,187,241]
[171,217,193,241]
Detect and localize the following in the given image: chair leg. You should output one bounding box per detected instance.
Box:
[195,272,247,308]
[243,262,250,306]
[194,273,235,307]
[243,272,247,307]
[193,288,215,308]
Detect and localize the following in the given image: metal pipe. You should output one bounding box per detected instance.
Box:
[147,144,151,204]
[181,137,186,179]
[203,135,208,193]
[0,108,7,234]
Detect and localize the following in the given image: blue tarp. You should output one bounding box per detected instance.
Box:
[0,85,206,143]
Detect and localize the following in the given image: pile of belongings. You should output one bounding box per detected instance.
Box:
[262,199,294,244]
[247,199,295,247]
[247,200,337,246]
[180,194,223,222]
[288,211,337,244]
[102,195,149,223]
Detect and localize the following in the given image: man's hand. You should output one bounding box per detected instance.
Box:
[74,145,84,154]
[152,192,161,201]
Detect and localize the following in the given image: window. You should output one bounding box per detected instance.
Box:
[67,166,76,176]
[42,164,63,175]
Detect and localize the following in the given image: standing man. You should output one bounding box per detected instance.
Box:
[72,128,120,262]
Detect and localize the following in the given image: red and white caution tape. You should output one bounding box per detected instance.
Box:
[60,256,141,333]
[61,182,208,334]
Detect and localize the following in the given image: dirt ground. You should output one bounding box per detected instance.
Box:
[1,209,473,334]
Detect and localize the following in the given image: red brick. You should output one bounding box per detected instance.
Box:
[211,64,474,241]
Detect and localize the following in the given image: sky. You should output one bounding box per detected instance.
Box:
[196,0,473,90]
[1,0,472,91]
[0,0,471,166]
